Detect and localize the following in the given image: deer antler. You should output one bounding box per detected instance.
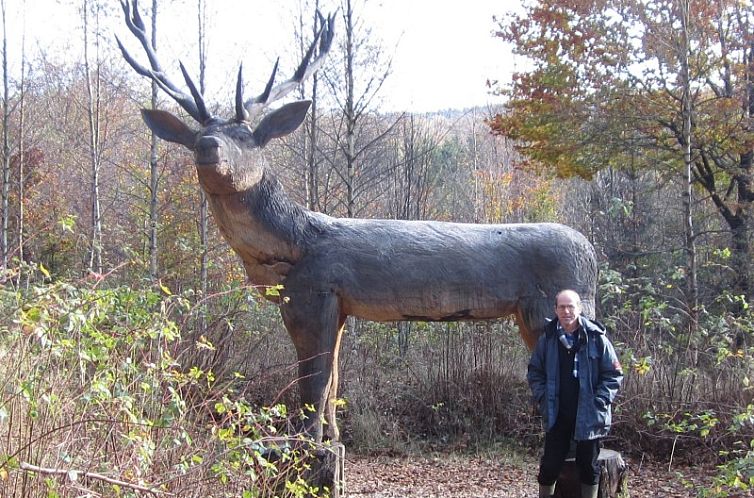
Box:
[239,11,336,122]
[118,0,334,126]
[116,0,213,124]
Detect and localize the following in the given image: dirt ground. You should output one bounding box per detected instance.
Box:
[342,453,734,498]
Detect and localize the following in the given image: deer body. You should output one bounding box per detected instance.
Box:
[285,216,594,323]
[204,166,596,441]
[205,171,595,321]
[119,1,597,442]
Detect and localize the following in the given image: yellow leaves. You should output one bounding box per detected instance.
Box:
[264,284,290,303]
[158,281,172,296]
[475,169,561,223]
[38,263,51,279]
[196,335,215,351]
[264,284,284,298]
[632,356,652,375]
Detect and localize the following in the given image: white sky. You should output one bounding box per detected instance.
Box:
[359,0,515,111]
[3,0,520,113]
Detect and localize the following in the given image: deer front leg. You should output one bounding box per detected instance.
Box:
[516,296,552,350]
[325,315,347,441]
[280,289,345,442]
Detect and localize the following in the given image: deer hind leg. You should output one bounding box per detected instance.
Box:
[280,289,344,443]
[515,296,554,350]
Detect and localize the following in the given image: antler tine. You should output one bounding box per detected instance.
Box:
[118,0,212,124]
[243,11,335,118]
[178,62,211,121]
[235,64,249,122]
[258,59,280,105]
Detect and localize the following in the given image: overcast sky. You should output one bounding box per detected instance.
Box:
[4,0,520,113]
[359,0,516,111]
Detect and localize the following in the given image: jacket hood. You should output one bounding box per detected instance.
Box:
[580,316,606,335]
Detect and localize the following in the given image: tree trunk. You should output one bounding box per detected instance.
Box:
[15,22,25,268]
[554,449,628,498]
[303,1,320,212]
[148,0,159,280]
[731,212,752,301]
[678,0,698,325]
[734,32,754,303]
[1,0,10,272]
[82,0,102,275]
[470,109,481,223]
[344,0,356,218]
[197,0,208,330]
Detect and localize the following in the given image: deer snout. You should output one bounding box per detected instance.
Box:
[195,136,223,165]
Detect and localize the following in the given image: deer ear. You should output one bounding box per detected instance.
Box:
[253,100,311,147]
[141,109,197,149]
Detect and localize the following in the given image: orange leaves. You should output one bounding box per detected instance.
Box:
[475,168,561,223]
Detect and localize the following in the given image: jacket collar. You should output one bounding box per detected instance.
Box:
[546,315,606,337]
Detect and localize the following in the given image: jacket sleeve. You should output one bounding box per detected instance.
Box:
[595,336,623,405]
[527,335,548,403]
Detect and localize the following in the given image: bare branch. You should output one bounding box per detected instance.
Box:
[18,462,164,495]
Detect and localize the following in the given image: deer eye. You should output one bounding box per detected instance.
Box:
[227,126,254,143]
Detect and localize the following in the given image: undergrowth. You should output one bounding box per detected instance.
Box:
[335,264,754,496]
[2,260,753,497]
[0,266,335,497]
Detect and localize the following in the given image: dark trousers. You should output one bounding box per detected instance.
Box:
[537,416,601,486]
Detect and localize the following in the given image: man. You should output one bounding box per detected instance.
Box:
[527,289,623,498]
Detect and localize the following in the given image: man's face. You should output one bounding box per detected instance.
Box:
[555,291,582,332]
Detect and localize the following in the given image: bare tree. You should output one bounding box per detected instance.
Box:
[1,0,10,271]
[81,0,103,274]
[293,0,324,211]
[147,0,159,280]
[15,2,27,266]
[322,0,400,217]
[388,114,443,221]
[197,0,209,327]
[677,0,698,323]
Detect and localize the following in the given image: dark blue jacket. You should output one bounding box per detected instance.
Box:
[527,316,623,440]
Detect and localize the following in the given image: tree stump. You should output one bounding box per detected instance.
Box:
[303,442,345,497]
[553,448,628,498]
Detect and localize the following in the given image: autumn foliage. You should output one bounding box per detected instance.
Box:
[0,0,753,496]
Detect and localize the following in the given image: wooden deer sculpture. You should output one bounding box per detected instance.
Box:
[118,0,598,443]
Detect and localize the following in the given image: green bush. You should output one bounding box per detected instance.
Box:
[0,268,333,497]
[599,263,754,495]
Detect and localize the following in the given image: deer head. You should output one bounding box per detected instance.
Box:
[116,0,334,195]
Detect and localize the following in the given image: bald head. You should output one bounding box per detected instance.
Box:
[555,289,582,333]
[555,289,581,306]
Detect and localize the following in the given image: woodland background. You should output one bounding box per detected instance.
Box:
[1,0,754,496]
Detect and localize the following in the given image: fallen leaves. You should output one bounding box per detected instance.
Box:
[343,453,721,497]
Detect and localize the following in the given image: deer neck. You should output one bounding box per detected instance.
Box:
[204,171,316,286]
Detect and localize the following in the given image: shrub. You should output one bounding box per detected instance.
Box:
[600,263,754,494]
[0,268,333,497]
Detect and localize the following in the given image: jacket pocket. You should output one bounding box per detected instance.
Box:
[591,397,610,432]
